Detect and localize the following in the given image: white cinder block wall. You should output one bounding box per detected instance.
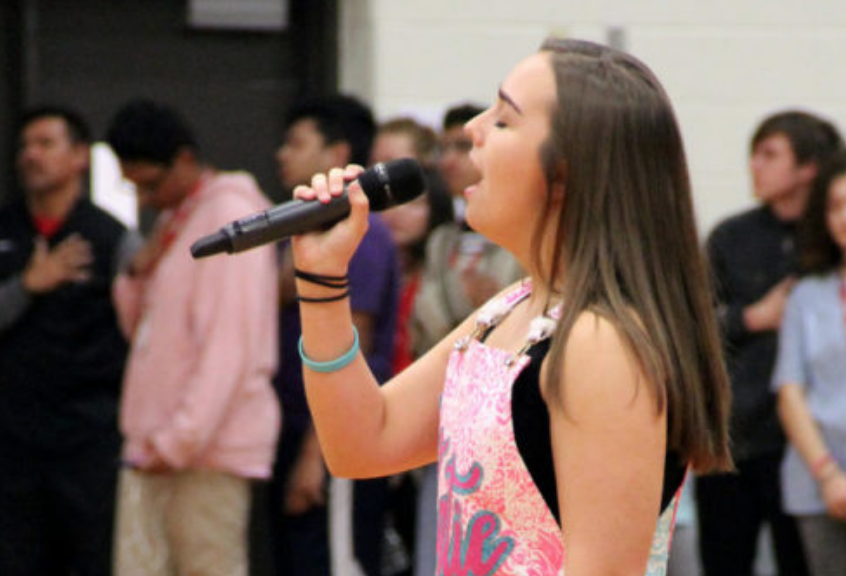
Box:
[339,0,846,237]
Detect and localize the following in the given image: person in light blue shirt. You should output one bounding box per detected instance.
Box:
[773,149,846,576]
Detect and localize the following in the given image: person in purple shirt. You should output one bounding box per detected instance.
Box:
[269,94,400,576]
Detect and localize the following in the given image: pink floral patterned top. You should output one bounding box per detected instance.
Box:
[436,281,683,576]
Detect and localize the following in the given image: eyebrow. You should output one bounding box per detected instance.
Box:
[498,87,523,115]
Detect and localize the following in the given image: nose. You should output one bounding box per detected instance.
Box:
[464,113,484,148]
[17,152,39,175]
[18,142,36,162]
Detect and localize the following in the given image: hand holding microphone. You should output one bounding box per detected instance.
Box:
[290,164,377,278]
[190,158,425,260]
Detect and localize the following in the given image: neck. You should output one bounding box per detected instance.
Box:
[27,180,83,220]
[768,187,809,222]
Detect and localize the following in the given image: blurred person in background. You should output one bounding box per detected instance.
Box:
[370,117,454,575]
[271,94,400,576]
[699,110,843,576]
[773,149,846,576]
[0,105,135,576]
[371,117,450,376]
[371,117,439,170]
[107,99,280,576]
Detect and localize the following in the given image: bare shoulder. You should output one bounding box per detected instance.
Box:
[546,312,667,576]
[548,310,657,419]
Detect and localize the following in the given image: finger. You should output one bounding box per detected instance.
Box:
[76,253,95,268]
[69,269,92,284]
[57,234,90,252]
[59,249,94,271]
[293,184,315,201]
[60,233,83,244]
[56,236,92,257]
[344,164,365,180]
[311,173,330,204]
[328,167,346,196]
[63,244,94,263]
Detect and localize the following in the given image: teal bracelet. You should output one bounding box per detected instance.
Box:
[298,327,360,373]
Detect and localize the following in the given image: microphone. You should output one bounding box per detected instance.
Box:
[191,158,425,259]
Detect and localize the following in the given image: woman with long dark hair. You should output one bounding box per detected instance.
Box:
[774,149,846,576]
[288,38,732,575]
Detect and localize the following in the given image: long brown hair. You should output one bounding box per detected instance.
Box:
[799,150,846,275]
[536,38,732,473]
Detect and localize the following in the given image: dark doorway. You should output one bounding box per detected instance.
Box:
[0,3,337,574]
[0,0,338,205]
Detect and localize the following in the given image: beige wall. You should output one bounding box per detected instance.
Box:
[339,0,846,236]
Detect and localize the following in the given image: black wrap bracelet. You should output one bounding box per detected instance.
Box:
[294,268,349,289]
[296,290,350,303]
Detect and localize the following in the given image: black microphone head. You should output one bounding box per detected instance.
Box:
[190,229,232,259]
[357,158,425,211]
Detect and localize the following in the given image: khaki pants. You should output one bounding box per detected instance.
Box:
[114,468,250,576]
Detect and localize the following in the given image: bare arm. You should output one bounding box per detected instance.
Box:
[299,287,473,478]
[285,306,437,509]
[743,276,796,333]
[707,229,793,340]
[292,166,476,478]
[777,384,846,520]
[547,313,666,576]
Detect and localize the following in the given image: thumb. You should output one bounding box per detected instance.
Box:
[346,179,370,223]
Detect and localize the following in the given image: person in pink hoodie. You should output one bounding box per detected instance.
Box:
[106,99,280,576]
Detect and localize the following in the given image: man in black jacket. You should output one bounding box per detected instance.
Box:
[0,106,135,576]
[698,110,843,576]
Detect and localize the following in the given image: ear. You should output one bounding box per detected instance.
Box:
[798,161,818,187]
[72,143,91,172]
[172,147,197,167]
[549,160,567,204]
